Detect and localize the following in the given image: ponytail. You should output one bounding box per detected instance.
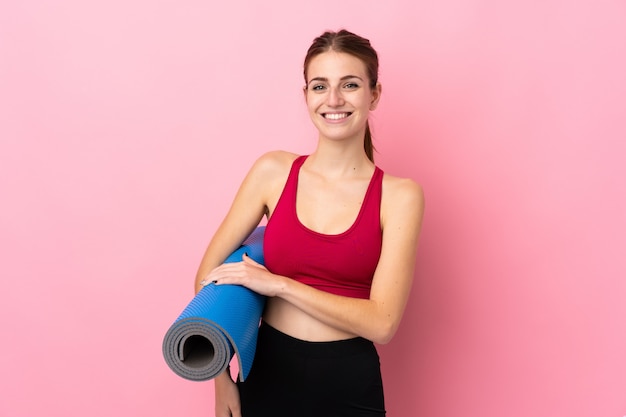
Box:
[364,121,375,162]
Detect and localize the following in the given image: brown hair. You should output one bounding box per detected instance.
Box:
[303,30,379,162]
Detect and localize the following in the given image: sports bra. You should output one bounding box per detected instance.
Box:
[264,155,383,299]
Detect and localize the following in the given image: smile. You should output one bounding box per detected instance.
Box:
[323,112,352,120]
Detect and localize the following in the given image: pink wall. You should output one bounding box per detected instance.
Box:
[1,1,625,416]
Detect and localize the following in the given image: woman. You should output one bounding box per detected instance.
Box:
[195,29,424,417]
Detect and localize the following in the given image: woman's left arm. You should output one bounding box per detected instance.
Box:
[204,177,425,344]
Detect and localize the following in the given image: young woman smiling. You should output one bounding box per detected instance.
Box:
[195,29,425,417]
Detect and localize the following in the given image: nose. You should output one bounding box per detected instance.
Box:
[327,86,345,107]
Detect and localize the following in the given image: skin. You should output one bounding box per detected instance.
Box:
[195,50,425,417]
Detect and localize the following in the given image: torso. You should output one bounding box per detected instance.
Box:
[261,152,383,341]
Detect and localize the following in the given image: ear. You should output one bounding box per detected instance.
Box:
[370,83,382,110]
[302,85,308,102]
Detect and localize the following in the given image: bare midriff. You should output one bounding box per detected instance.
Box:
[262,297,359,342]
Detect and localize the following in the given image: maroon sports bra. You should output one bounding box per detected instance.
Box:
[264,155,383,299]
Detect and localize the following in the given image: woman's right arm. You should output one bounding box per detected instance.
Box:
[193,151,293,417]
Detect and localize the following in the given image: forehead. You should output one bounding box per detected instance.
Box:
[306,51,368,82]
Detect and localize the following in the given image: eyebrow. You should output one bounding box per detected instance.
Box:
[307,75,365,86]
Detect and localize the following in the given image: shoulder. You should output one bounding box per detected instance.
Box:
[380,173,425,230]
[249,150,300,178]
[243,151,300,196]
[381,173,425,211]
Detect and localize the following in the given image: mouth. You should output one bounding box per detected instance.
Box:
[322,112,352,121]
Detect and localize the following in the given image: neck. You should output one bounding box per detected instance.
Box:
[307,137,373,178]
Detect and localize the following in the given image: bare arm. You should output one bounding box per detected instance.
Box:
[193,151,294,417]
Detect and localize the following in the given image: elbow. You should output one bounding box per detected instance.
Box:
[370,320,398,345]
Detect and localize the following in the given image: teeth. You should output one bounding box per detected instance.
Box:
[324,113,349,120]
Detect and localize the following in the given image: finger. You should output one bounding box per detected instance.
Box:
[242,253,265,269]
[204,262,244,282]
[242,253,257,265]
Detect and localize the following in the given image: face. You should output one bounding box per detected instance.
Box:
[304,51,381,143]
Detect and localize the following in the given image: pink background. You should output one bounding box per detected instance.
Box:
[1,1,625,416]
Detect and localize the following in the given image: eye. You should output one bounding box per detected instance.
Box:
[343,82,360,89]
[311,84,326,91]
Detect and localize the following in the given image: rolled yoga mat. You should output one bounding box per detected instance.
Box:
[162,226,266,382]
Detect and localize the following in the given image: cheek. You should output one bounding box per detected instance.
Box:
[306,95,322,112]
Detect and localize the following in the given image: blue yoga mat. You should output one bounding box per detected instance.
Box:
[162,227,266,382]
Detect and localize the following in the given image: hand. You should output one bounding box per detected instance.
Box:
[215,373,241,417]
[201,255,285,297]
